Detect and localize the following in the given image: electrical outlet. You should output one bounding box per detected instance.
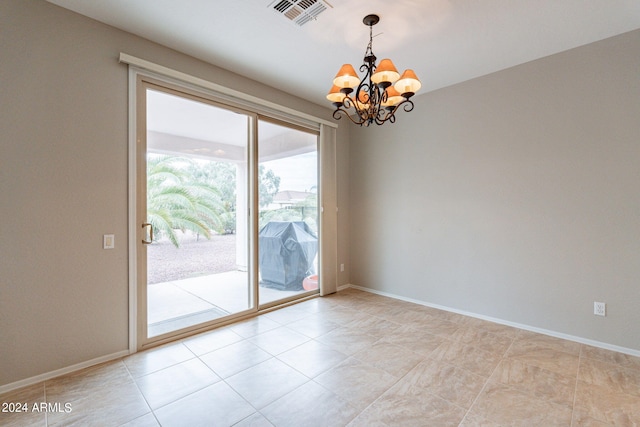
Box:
[594,302,606,317]
[340,263,345,272]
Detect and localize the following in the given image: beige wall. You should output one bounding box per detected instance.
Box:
[0,0,348,387]
[349,29,640,352]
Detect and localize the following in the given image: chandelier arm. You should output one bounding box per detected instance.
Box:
[374,106,387,124]
[333,95,368,125]
[400,99,415,113]
[343,94,366,122]
[332,106,368,126]
[373,107,395,125]
[375,113,396,126]
[372,96,414,125]
[342,94,354,109]
[375,97,394,122]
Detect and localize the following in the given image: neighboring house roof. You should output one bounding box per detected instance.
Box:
[272,190,315,205]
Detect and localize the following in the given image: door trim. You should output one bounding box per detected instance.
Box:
[127,67,138,353]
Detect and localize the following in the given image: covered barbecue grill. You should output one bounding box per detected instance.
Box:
[258,221,317,291]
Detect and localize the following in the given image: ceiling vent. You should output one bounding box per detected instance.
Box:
[269,0,333,26]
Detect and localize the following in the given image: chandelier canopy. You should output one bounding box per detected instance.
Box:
[327,14,421,126]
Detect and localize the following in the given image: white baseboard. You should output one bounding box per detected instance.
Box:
[0,350,130,395]
[337,283,352,292]
[344,284,640,358]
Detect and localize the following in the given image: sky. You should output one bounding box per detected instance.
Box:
[263,151,318,193]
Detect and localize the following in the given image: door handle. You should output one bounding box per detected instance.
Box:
[142,223,153,244]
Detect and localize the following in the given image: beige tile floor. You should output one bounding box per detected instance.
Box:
[2,288,639,426]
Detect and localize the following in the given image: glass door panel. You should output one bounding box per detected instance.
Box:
[257,119,319,307]
[144,87,253,338]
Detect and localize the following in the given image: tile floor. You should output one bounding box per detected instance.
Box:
[1,288,639,426]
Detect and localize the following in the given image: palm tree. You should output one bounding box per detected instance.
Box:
[147,155,225,247]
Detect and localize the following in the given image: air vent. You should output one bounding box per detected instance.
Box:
[269,0,332,26]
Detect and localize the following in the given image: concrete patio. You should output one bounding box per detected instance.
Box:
[147,271,312,336]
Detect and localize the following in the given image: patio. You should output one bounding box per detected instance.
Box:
[147,271,310,337]
[146,226,318,337]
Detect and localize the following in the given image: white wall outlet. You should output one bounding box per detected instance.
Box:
[340,263,345,272]
[594,301,606,317]
[103,234,115,249]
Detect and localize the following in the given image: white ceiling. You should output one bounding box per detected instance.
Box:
[47,0,640,107]
[146,88,317,162]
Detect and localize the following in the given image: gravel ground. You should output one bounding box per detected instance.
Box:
[147,233,238,284]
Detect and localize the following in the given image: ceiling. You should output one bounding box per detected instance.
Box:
[146,88,317,163]
[47,0,640,107]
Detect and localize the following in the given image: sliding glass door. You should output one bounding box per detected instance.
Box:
[257,119,319,308]
[138,81,255,344]
[136,78,320,348]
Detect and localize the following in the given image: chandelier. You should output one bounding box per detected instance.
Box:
[327,14,422,126]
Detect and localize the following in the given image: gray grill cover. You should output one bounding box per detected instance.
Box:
[259,221,317,291]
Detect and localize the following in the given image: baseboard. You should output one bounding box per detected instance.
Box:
[337,283,351,292]
[344,284,640,358]
[0,350,130,395]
